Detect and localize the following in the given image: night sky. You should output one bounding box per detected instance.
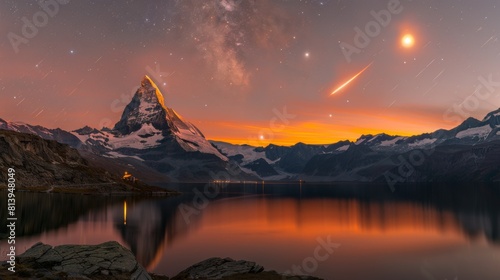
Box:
[1,0,500,145]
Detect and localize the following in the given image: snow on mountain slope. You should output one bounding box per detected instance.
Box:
[455,124,492,139]
[336,145,350,151]
[0,120,40,134]
[366,135,380,143]
[109,123,163,149]
[163,107,225,157]
[0,120,56,139]
[211,141,273,165]
[105,151,144,161]
[0,118,83,148]
[355,138,365,145]
[72,130,92,144]
[407,137,437,147]
[210,141,294,179]
[379,137,405,147]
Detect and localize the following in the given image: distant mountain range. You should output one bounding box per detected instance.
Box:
[212,108,500,184]
[1,75,499,185]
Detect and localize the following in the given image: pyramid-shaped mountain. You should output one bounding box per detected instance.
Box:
[114,76,171,134]
[104,75,226,160]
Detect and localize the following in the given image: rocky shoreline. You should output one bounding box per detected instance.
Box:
[1,242,323,280]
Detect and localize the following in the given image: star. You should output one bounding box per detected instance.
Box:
[304,52,310,58]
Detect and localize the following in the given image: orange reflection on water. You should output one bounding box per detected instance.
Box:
[200,198,461,237]
[155,196,470,278]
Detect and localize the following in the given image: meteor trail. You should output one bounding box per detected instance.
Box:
[330,62,373,95]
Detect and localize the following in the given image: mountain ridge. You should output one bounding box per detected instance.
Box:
[2,76,499,183]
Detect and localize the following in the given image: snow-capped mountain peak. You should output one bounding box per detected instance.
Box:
[75,75,228,161]
[113,75,170,135]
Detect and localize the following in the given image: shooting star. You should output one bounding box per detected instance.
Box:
[68,88,78,96]
[415,59,435,78]
[35,58,45,68]
[94,56,102,64]
[330,62,373,95]
[433,69,445,81]
[481,35,495,48]
[16,97,26,106]
[35,109,44,117]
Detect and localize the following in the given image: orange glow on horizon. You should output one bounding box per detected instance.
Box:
[202,108,447,146]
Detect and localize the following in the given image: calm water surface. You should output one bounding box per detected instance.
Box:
[1,183,500,280]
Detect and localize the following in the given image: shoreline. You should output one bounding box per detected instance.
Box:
[0,184,181,196]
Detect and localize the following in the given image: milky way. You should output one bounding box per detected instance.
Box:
[172,0,301,86]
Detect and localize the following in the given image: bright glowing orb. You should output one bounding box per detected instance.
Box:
[401,34,415,48]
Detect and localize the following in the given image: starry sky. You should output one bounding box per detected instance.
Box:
[1,0,500,145]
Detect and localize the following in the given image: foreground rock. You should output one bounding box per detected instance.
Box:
[1,242,323,280]
[1,241,151,280]
[171,257,323,280]
[172,257,264,279]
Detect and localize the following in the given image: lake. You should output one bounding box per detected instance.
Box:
[1,183,500,280]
